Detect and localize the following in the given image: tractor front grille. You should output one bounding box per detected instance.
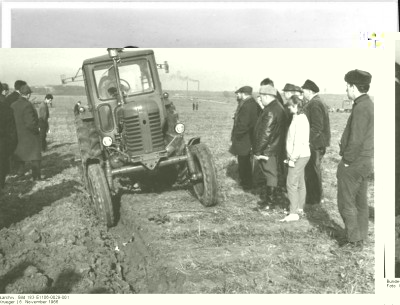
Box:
[124,111,164,156]
[148,112,165,150]
[124,115,143,154]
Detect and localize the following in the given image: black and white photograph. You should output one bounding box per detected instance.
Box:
[0,1,398,48]
[395,40,400,279]
[0,47,387,295]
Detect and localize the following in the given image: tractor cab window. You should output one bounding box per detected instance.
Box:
[94,59,154,100]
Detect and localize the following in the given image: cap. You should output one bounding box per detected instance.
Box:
[235,86,253,95]
[301,79,319,93]
[344,69,372,85]
[259,85,277,96]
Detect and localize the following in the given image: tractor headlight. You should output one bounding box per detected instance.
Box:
[174,123,185,134]
[79,107,85,113]
[102,136,113,147]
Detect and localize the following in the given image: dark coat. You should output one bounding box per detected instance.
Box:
[339,94,373,164]
[230,96,261,156]
[38,101,50,131]
[304,95,331,149]
[11,96,42,161]
[5,91,20,108]
[254,99,287,157]
[0,96,18,174]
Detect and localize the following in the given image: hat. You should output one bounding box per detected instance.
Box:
[259,85,277,96]
[20,84,32,95]
[283,83,302,92]
[301,79,319,93]
[344,69,372,85]
[235,86,253,95]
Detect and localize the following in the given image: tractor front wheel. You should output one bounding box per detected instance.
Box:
[189,143,218,207]
[87,163,115,227]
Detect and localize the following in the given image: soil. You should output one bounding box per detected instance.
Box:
[0,95,374,294]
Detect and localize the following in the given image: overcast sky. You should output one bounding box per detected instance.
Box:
[0,48,385,94]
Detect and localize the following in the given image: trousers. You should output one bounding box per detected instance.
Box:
[287,156,310,214]
[336,158,373,242]
[305,147,325,204]
[237,154,252,188]
[259,155,278,187]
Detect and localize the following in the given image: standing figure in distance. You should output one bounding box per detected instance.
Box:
[337,69,374,250]
[38,94,52,151]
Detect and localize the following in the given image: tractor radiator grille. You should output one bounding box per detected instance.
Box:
[148,112,164,150]
[124,111,164,156]
[124,115,143,154]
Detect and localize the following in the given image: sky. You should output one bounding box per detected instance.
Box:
[0,48,386,94]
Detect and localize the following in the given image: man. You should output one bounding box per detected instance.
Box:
[282,83,303,127]
[260,78,285,107]
[0,83,17,193]
[230,86,261,190]
[337,69,374,250]
[11,84,42,181]
[301,79,331,205]
[254,85,287,208]
[5,80,27,107]
[1,83,10,97]
[45,93,53,108]
[38,94,51,151]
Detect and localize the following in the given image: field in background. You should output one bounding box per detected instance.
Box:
[0,93,374,294]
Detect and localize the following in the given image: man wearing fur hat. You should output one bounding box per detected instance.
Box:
[337,69,374,250]
[301,79,331,206]
[11,84,42,181]
[230,86,262,190]
[254,85,287,209]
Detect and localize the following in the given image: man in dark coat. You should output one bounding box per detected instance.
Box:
[301,79,331,205]
[5,80,27,108]
[38,94,52,151]
[230,86,262,190]
[0,83,18,192]
[11,84,42,181]
[337,69,374,250]
[254,85,287,209]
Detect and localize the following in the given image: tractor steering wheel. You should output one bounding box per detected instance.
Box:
[119,79,131,92]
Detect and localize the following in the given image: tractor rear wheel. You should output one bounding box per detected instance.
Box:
[87,163,115,227]
[189,143,218,207]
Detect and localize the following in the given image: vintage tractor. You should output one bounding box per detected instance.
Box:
[71,48,218,227]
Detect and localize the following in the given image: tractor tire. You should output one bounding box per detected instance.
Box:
[87,163,115,227]
[189,143,218,207]
[75,118,102,161]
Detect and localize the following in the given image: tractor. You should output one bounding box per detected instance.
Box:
[70,48,218,227]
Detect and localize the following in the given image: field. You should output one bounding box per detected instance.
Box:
[0,93,374,294]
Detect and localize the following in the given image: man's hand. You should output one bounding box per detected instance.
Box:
[255,155,269,162]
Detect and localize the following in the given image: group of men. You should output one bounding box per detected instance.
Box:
[0,80,53,194]
[230,69,374,250]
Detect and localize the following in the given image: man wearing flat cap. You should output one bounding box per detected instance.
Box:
[337,69,374,250]
[230,86,262,190]
[11,84,42,181]
[254,85,287,209]
[301,79,331,206]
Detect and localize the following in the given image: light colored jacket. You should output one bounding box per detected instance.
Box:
[286,113,310,161]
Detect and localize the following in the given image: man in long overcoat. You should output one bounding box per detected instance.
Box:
[11,84,42,180]
[230,86,261,190]
[301,79,331,205]
[337,69,374,250]
[0,83,18,192]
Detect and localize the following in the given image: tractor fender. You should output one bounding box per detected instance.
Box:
[187,137,201,146]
